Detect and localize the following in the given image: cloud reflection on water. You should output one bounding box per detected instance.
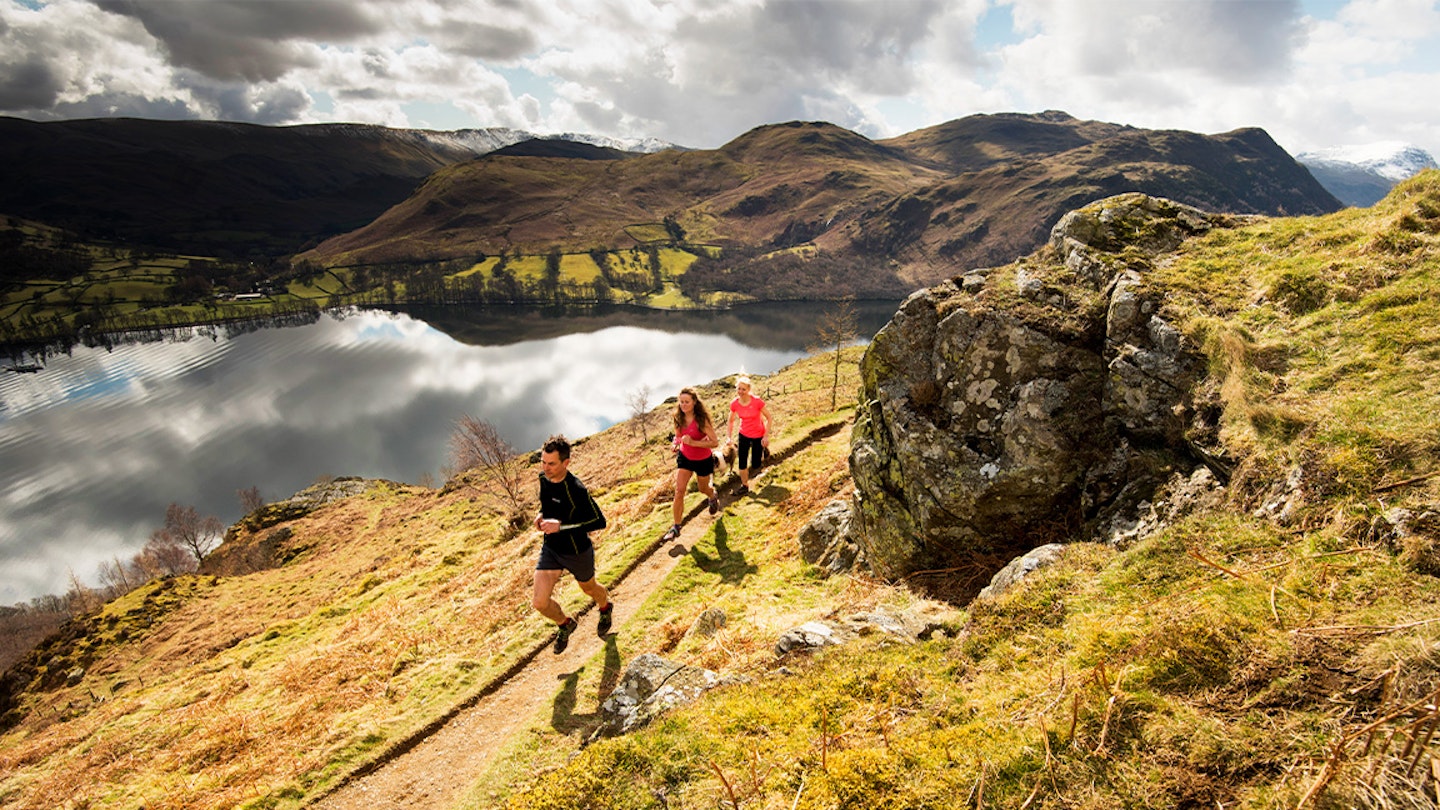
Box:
[0,305,869,603]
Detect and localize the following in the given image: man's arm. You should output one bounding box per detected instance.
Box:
[560,475,607,533]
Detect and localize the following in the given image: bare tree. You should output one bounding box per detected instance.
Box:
[626,384,654,444]
[812,296,861,411]
[160,503,225,565]
[237,485,265,514]
[97,556,137,597]
[65,569,102,615]
[448,414,531,520]
[135,529,196,578]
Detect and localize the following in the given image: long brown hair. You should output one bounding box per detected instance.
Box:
[672,387,713,434]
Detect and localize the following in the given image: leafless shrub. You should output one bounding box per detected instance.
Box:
[448,413,531,520]
[136,529,197,577]
[96,556,138,597]
[237,485,266,513]
[65,569,102,615]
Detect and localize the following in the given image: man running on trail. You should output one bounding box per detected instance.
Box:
[533,434,613,653]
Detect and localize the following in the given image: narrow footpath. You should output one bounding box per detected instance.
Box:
[307,421,844,810]
[306,512,707,810]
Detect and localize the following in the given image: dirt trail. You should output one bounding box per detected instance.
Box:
[307,519,699,810]
[307,423,844,810]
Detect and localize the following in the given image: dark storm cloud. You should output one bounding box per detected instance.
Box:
[440,19,538,60]
[0,57,61,108]
[90,0,539,80]
[180,76,312,124]
[89,0,377,80]
[91,0,377,81]
[1197,0,1303,80]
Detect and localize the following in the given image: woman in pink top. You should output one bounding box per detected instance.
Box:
[661,387,721,542]
[725,375,774,496]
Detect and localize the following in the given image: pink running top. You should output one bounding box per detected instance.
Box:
[729,395,767,438]
[677,419,712,461]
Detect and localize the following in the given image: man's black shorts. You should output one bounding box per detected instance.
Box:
[537,543,596,582]
[676,452,716,476]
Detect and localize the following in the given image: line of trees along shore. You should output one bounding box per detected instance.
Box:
[3,223,904,349]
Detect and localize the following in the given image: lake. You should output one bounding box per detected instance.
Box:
[0,301,900,605]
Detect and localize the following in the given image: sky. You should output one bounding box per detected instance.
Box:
[0,0,1438,158]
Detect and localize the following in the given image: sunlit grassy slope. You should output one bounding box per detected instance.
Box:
[4,174,1440,810]
[0,350,870,810]
[496,173,1440,809]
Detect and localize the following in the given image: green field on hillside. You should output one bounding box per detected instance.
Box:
[2,231,725,345]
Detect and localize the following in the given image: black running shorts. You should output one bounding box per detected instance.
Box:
[536,543,597,582]
[676,451,716,476]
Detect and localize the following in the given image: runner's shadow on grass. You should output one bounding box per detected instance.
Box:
[689,520,757,584]
[550,635,622,736]
[747,482,790,505]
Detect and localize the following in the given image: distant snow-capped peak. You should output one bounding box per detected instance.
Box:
[410,127,678,156]
[547,132,680,153]
[1296,141,1438,182]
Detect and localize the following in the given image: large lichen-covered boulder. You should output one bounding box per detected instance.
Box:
[849,194,1238,595]
[589,653,745,741]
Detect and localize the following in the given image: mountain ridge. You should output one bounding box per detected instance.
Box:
[0,116,677,260]
[300,112,1341,294]
[0,112,1339,287]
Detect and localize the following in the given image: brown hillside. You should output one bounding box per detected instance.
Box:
[300,120,943,268]
[301,112,1341,295]
[839,125,1342,284]
[877,109,1133,172]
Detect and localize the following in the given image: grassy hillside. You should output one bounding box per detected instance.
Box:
[0,351,873,809]
[297,121,938,272]
[500,172,1440,809]
[0,217,357,348]
[3,174,1439,809]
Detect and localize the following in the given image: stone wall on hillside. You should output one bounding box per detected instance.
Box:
[846,193,1244,599]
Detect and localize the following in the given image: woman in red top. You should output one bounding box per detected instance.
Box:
[662,387,720,542]
[725,375,774,496]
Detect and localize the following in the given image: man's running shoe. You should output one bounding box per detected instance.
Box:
[661,524,681,542]
[553,617,577,654]
[708,497,719,515]
[596,603,614,636]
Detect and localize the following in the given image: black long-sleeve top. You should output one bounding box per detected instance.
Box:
[537,472,607,554]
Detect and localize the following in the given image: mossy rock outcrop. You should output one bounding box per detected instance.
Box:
[848,194,1235,601]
